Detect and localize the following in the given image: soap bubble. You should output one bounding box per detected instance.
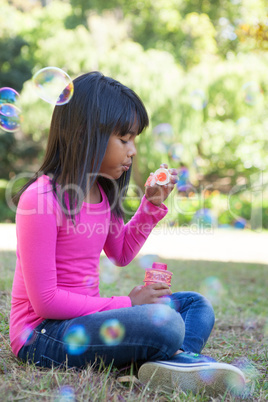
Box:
[0,87,20,105]
[83,275,98,288]
[55,386,76,402]
[190,89,207,110]
[20,325,36,346]
[243,317,257,330]
[152,123,173,154]
[176,166,190,192]
[161,297,176,310]
[0,103,20,117]
[100,258,119,284]
[100,319,125,345]
[229,358,259,397]
[138,255,159,270]
[242,81,261,106]
[236,116,251,136]
[168,143,184,161]
[148,304,173,327]
[200,276,225,305]
[32,67,74,105]
[234,218,247,229]
[152,123,173,137]
[155,140,169,153]
[0,87,22,132]
[198,368,217,384]
[63,325,90,355]
[0,108,21,132]
[191,208,217,228]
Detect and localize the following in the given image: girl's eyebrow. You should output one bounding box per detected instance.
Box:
[121,130,136,137]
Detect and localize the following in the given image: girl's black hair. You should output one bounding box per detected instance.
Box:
[14,71,149,222]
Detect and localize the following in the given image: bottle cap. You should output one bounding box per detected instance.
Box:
[152,262,167,270]
[145,168,170,187]
[154,168,170,185]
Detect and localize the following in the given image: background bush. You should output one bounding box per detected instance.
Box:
[0,0,268,227]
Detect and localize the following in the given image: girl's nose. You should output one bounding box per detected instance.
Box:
[128,141,137,157]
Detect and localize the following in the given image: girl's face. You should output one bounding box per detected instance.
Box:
[99,129,137,180]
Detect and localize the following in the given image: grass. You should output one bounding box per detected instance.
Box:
[0,250,268,401]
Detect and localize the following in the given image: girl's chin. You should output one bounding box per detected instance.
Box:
[98,171,124,180]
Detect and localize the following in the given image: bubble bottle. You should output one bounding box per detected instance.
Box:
[143,262,173,287]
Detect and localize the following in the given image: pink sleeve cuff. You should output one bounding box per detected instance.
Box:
[139,195,168,217]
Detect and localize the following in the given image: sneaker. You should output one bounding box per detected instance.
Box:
[169,351,217,364]
[138,352,246,397]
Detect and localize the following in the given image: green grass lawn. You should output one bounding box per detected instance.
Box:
[0,250,267,401]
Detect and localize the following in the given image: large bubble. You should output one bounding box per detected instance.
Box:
[229,358,259,398]
[63,324,90,355]
[99,319,125,345]
[0,87,20,105]
[32,67,74,105]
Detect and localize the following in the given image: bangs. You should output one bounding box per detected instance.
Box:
[114,101,148,137]
[98,77,149,137]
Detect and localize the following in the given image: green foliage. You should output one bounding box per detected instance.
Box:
[1,0,268,224]
[0,132,16,179]
[123,187,268,230]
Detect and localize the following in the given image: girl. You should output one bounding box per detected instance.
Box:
[10,71,245,397]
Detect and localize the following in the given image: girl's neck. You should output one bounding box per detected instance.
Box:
[84,181,102,204]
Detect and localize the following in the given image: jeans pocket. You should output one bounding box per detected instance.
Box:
[40,355,63,369]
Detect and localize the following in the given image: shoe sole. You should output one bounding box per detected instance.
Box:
[138,361,246,397]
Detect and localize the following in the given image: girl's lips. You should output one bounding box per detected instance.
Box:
[122,165,130,171]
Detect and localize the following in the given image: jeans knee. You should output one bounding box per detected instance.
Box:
[148,304,185,357]
[194,292,215,329]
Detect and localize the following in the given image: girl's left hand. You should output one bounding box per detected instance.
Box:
[145,163,178,207]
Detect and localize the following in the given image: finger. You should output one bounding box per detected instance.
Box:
[160,163,168,169]
[170,175,178,185]
[150,282,170,290]
[169,168,178,175]
[155,288,172,296]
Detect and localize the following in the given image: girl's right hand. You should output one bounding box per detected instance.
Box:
[128,283,172,306]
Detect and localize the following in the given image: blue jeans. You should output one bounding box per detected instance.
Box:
[18,292,215,369]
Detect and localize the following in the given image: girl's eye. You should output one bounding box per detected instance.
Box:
[120,139,128,144]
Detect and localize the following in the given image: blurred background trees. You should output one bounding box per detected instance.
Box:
[0,0,268,226]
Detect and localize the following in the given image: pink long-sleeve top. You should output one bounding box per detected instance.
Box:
[10,175,168,356]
